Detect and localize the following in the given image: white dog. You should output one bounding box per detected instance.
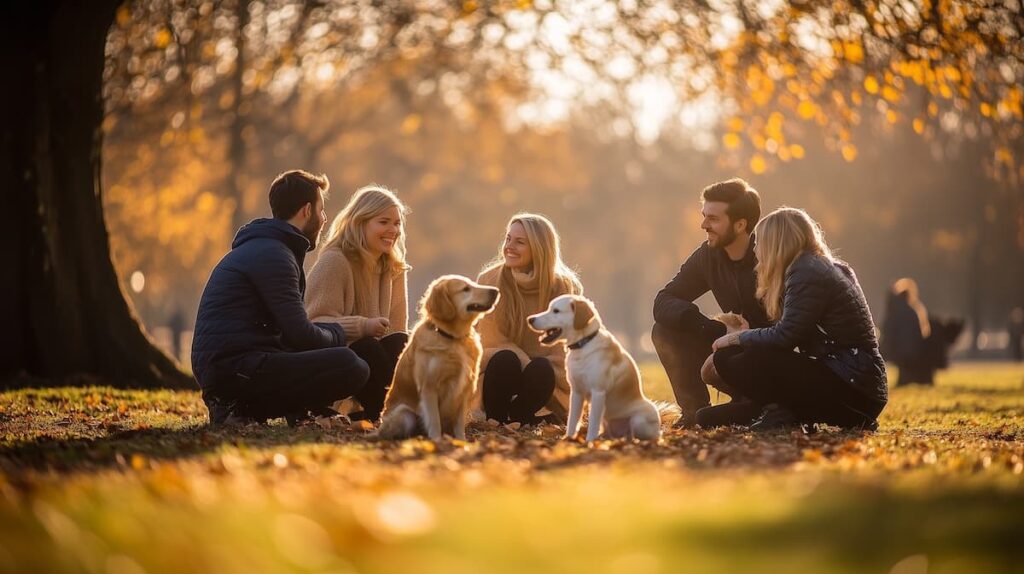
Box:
[527,294,676,442]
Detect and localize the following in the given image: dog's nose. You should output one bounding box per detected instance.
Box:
[528,317,536,327]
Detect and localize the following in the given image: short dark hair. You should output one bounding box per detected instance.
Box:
[701,177,761,231]
[269,170,330,219]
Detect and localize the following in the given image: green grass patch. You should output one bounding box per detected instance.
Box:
[1,362,1022,573]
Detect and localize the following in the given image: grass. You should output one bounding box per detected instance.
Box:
[1,362,1022,573]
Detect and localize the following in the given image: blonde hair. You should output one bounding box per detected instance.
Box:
[482,213,582,342]
[753,207,833,321]
[892,277,931,338]
[320,185,410,312]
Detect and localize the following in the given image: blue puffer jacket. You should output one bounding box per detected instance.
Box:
[191,218,345,390]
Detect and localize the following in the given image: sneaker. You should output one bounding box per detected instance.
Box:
[205,396,259,428]
[695,399,763,428]
[749,404,799,432]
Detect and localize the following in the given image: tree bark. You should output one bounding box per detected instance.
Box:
[227,0,250,232]
[1,1,192,388]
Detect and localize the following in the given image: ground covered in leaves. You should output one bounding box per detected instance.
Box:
[1,362,1022,573]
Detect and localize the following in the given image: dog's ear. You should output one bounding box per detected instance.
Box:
[424,279,457,324]
[573,298,595,331]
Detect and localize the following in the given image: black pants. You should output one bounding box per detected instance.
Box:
[651,321,719,416]
[712,346,885,427]
[348,332,409,422]
[482,350,555,424]
[224,347,371,421]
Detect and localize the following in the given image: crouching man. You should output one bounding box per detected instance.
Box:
[652,178,769,428]
[191,170,369,426]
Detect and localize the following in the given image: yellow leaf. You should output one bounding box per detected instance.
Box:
[797,100,816,119]
[131,454,147,470]
[789,144,805,159]
[881,86,901,103]
[116,5,131,26]
[928,102,939,116]
[722,133,742,149]
[154,28,172,49]
[863,76,879,94]
[980,102,992,117]
[749,154,767,174]
[803,449,823,462]
[400,114,422,135]
[843,42,864,64]
[841,144,858,162]
[886,110,899,124]
[913,118,925,134]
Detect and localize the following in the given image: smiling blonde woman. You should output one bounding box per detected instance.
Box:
[306,185,411,422]
[476,213,583,424]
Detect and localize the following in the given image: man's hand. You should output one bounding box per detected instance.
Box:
[365,317,390,338]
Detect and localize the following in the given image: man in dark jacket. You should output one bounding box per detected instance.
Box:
[192,170,370,426]
[652,178,769,428]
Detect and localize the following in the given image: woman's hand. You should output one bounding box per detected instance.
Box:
[365,317,390,338]
[711,331,743,352]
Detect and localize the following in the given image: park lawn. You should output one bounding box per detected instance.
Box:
[1,362,1022,574]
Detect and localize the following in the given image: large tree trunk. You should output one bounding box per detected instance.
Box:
[1,1,192,388]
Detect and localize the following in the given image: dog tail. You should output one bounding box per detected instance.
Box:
[651,401,681,427]
[375,405,419,440]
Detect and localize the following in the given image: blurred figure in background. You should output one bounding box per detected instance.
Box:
[1009,307,1024,362]
[881,278,932,386]
[168,307,186,362]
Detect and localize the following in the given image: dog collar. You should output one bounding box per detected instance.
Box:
[429,322,462,340]
[567,330,599,350]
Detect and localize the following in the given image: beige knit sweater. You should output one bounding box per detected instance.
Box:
[476,265,581,420]
[305,249,408,345]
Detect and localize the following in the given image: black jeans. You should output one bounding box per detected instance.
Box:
[651,321,719,416]
[712,346,885,427]
[211,347,371,421]
[482,350,555,424]
[348,332,409,422]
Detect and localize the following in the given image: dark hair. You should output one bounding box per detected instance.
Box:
[268,170,330,219]
[701,177,761,231]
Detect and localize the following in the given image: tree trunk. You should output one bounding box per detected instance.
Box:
[1,1,192,388]
[227,0,250,232]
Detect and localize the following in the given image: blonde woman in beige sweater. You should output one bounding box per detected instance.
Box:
[477,213,583,424]
[306,185,410,422]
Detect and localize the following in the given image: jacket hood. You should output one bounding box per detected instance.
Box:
[231,218,312,255]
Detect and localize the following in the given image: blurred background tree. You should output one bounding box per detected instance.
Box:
[10,0,1020,385]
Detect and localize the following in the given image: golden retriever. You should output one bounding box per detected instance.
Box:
[377,275,499,440]
[527,294,677,442]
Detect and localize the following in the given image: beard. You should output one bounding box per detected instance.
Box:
[301,218,322,250]
[709,226,737,249]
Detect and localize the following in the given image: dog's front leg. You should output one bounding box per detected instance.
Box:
[419,388,444,440]
[452,403,468,441]
[585,390,606,443]
[564,389,585,440]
